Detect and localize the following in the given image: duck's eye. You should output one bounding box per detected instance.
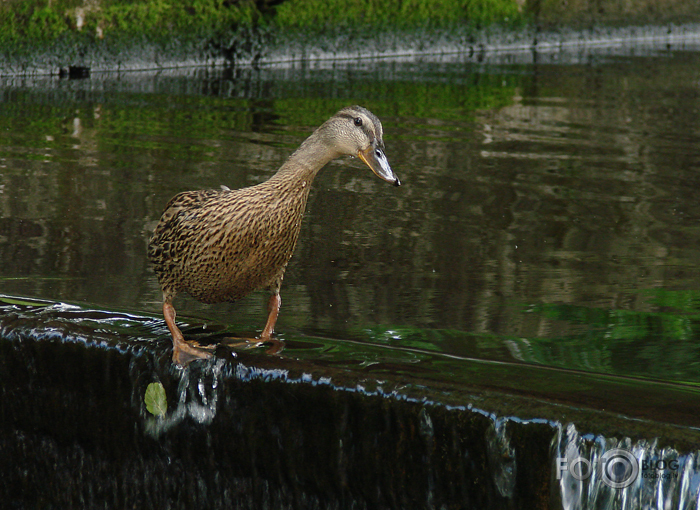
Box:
[354,117,363,127]
[375,149,383,158]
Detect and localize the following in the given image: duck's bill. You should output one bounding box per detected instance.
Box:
[358,146,401,186]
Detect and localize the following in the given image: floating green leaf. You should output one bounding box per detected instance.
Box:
[145,382,167,417]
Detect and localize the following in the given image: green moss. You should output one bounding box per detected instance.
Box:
[0,1,76,44]
[0,0,531,69]
[0,0,525,47]
[273,0,524,29]
[0,0,262,45]
[95,0,261,39]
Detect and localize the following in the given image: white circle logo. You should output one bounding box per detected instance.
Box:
[600,449,639,489]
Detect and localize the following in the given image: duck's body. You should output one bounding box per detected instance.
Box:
[150,173,310,305]
[148,106,399,365]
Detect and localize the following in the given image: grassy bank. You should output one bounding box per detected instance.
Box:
[1,0,699,73]
[274,0,523,29]
[0,0,525,45]
[0,0,262,44]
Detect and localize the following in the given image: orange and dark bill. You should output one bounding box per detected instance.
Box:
[358,146,401,186]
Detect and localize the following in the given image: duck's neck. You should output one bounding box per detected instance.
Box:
[267,130,338,189]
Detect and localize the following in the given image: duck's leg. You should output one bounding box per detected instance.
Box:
[163,301,213,366]
[259,292,284,355]
[221,291,284,355]
[261,292,280,340]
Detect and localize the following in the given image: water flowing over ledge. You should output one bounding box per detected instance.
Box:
[1,295,699,508]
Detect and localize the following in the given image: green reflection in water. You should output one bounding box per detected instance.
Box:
[506,289,700,383]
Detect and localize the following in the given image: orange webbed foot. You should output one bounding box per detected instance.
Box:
[172,340,214,367]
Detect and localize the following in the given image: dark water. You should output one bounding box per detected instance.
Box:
[3,40,700,508]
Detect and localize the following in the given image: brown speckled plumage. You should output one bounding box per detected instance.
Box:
[148,106,400,365]
[149,178,309,304]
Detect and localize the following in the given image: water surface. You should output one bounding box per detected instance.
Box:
[2,43,700,416]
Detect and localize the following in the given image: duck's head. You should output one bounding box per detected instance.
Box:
[322,105,401,186]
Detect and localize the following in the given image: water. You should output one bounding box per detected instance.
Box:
[2,39,700,508]
[3,47,700,385]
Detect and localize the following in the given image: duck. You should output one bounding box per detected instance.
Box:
[148,105,400,366]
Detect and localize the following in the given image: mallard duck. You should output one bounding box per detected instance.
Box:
[148,106,400,365]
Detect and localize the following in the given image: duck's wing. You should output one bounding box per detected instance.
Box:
[158,189,221,227]
[148,189,222,262]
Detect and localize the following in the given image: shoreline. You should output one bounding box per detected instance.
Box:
[1,22,700,77]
